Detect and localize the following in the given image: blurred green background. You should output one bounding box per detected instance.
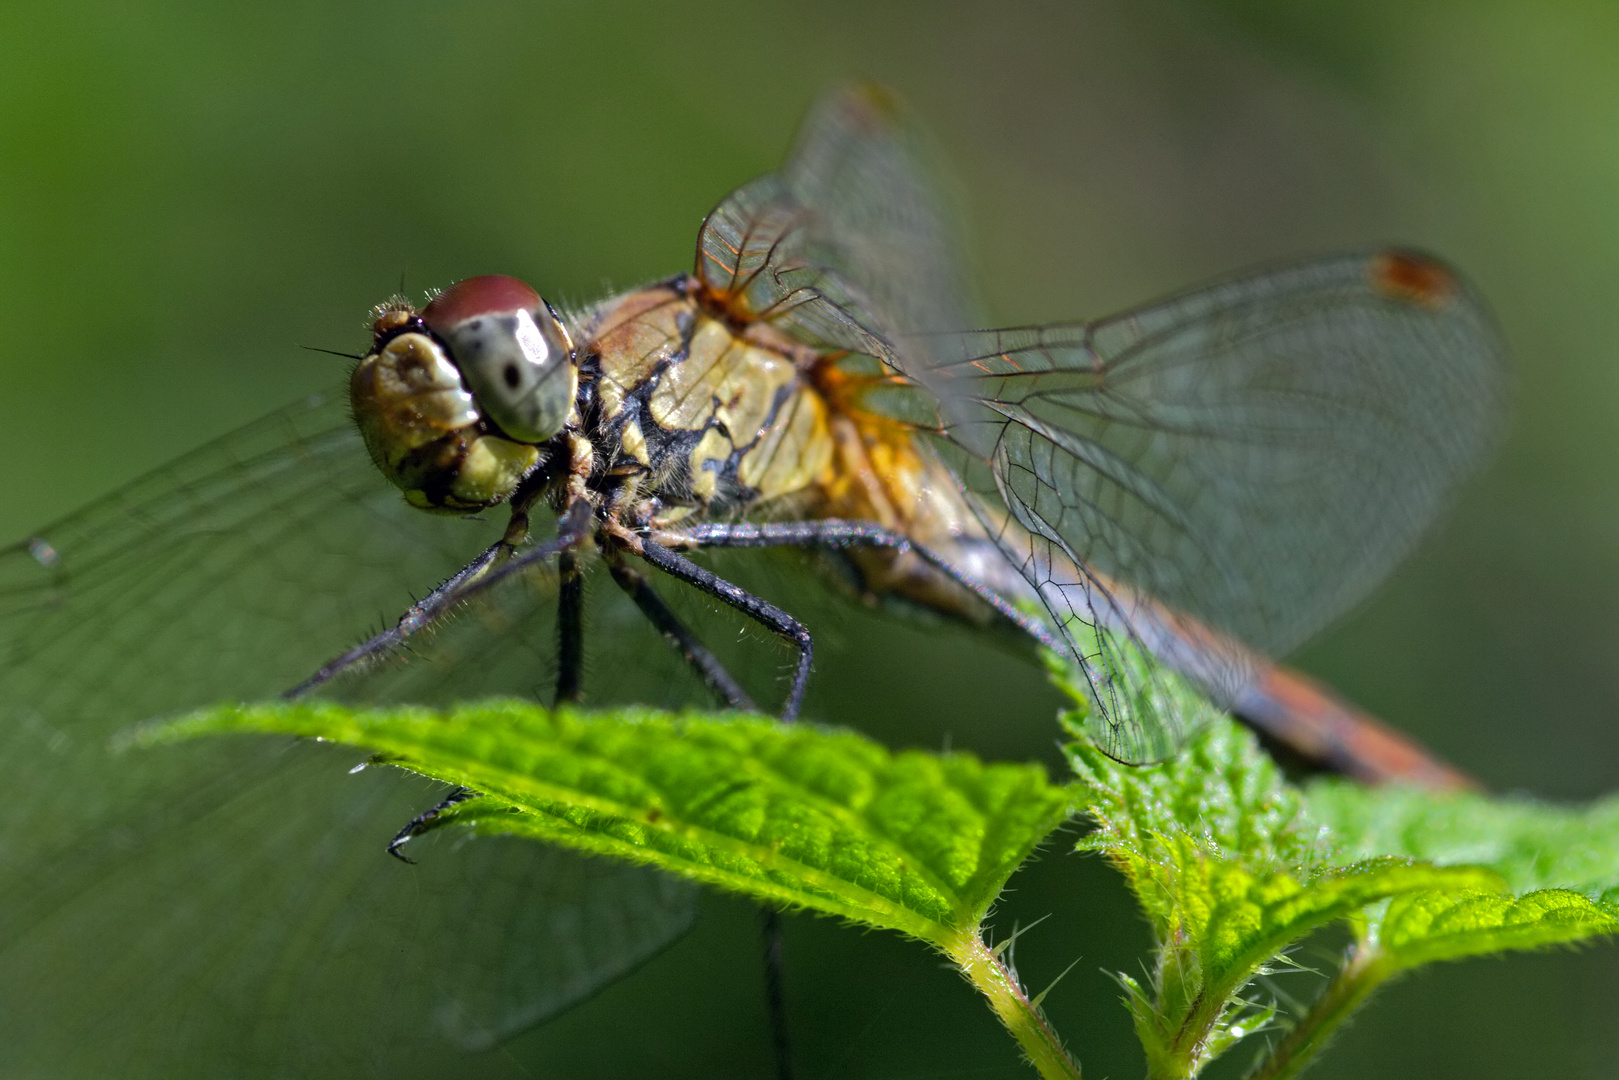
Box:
[4,0,1618,1076]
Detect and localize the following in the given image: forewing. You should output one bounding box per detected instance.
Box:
[932,251,1507,761]
[777,82,973,337]
[0,392,696,1077]
[695,83,972,364]
[695,94,1507,765]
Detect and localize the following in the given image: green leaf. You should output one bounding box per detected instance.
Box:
[1307,780,1619,894]
[1066,704,1317,877]
[146,701,1072,950]
[1250,879,1619,1080]
[1065,706,1495,1078]
[1378,888,1619,966]
[1054,648,1619,1080]
[1049,619,1221,764]
[1307,781,1619,967]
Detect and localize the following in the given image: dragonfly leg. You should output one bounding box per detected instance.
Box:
[669,519,1062,652]
[605,555,757,712]
[385,785,478,864]
[761,907,793,1080]
[632,538,806,1079]
[637,539,813,722]
[555,549,585,705]
[285,497,595,698]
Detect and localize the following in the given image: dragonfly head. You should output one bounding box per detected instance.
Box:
[420,275,580,444]
[350,274,578,511]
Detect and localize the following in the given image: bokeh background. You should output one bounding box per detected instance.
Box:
[3,1,1618,1076]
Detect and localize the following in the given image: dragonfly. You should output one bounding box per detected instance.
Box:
[0,85,1504,1076]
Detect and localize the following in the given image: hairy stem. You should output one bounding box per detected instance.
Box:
[946,929,1083,1080]
[1246,944,1394,1080]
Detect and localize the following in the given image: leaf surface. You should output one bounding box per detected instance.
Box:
[150,701,1073,947]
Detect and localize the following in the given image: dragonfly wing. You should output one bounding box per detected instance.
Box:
[697,94,1508,763]
[929,250,1507,761]
[0,391,696,1076]
[695,83,973,367]
[777,83,973,337]
[699,95,1506,762]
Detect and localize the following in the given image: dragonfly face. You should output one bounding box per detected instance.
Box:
[0,83,1505,1073]
[351,276,576,511]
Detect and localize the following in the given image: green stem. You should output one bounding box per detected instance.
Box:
[1158,984,1227,1079]
[946,929,1083,1080]
[1245,944,1396,1080]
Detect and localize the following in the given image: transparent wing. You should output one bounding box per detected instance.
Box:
[773,82,973,337]
[695,89,1506,764]
[695,82,971,366]
[931,250,1507,761]
[0,391,697,1077]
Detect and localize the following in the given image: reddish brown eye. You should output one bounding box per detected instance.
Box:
[418,273,578,444]
[422,275,543,332]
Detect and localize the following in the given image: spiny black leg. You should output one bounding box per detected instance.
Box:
[636,535,800,1080]
[638,539,813,722]
[673,519,1062,652]
[285,539,506,698]
[555,548,584,706]
[761,907,793,1080]
[607,556,756,712]
[387,786,479,863]
[453,497,595,601]
[286,498,594,698]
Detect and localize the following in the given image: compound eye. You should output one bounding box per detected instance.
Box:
[423,275,578,443]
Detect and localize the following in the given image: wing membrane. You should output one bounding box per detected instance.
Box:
[696,85,1506,762]
[932,250,1505,759]
[774,82,972,337]
[940,251,1504,652]
[696,83,971,370]
[0,392,697,1077]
